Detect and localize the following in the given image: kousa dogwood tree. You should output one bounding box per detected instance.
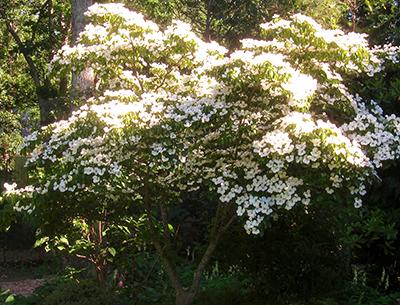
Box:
[4,3,400,305]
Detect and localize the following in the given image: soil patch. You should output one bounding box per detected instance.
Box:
[0,278,48,296]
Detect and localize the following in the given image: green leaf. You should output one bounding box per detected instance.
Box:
[108,247,116,257]
[5,294,15,303]
[59,237,69,245]
[168,223,174,233]
[34,236,49,248]
[364,0,373,12]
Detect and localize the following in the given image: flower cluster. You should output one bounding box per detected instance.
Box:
[5,4,400,234]
[3,183,34,214]
[341,102,400,168]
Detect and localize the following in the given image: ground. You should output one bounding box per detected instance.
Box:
[0,278,48,296]
[0,248,53,296]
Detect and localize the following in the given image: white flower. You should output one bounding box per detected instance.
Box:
[4,182,17,192]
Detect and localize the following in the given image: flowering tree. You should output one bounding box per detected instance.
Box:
[4,3,400,305]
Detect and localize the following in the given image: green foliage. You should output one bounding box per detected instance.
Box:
[346,208,398,255]
[343,167,400,291]
[291,0,349,28]
[316,283,400,305]
[121,0,349,49]
[356,0,400,45]
[118,0,176,25]
[0,195,16,232]
[40,280,128,305]
[116,252,173,305]
[2,3,400,305]
[4,278,130,305]
[0,0,73,125]
[194,267,400,305]
[194,272,249,305]
[32,214,147,285]
[0,290,15,304]
[342,12,400,290]
[0,79,25,173]
[214,204,353,304]
[7,5,400,305]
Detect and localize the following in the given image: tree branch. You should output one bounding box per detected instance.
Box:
[75,253,95,264]
[142,174,183,293]
[189,203,236,295]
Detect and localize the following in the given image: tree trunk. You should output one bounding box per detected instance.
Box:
[38,95,53,126]
[159,207,235,305]
[71,0,94,99]
[71,68,95,99]
[14,156,28,187]
[95,260,108,286]
[71,0,92,45]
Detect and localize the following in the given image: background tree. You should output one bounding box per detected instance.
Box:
[354,0,400,45]
[121,0,349,49]
[0,0,71,126]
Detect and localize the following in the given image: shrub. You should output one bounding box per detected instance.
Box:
[41,280,129,305]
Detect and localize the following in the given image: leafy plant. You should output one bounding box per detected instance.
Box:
[0,290,15,304]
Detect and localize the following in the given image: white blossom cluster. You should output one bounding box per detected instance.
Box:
[16,101,136,199]
[254,14,400,110]
[3,183,34,214]
[341,102,400,168]
[207,110,374,233]
[5,4,400,234]
[373,44,400,65]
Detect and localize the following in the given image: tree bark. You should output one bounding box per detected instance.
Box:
[93,219,108,286]
[71,0,94,99]
[95,259,108,286]
[37,95,52,126]
[71,0,92,45]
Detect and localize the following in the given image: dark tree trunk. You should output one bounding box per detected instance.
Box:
[38,95,53,126]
